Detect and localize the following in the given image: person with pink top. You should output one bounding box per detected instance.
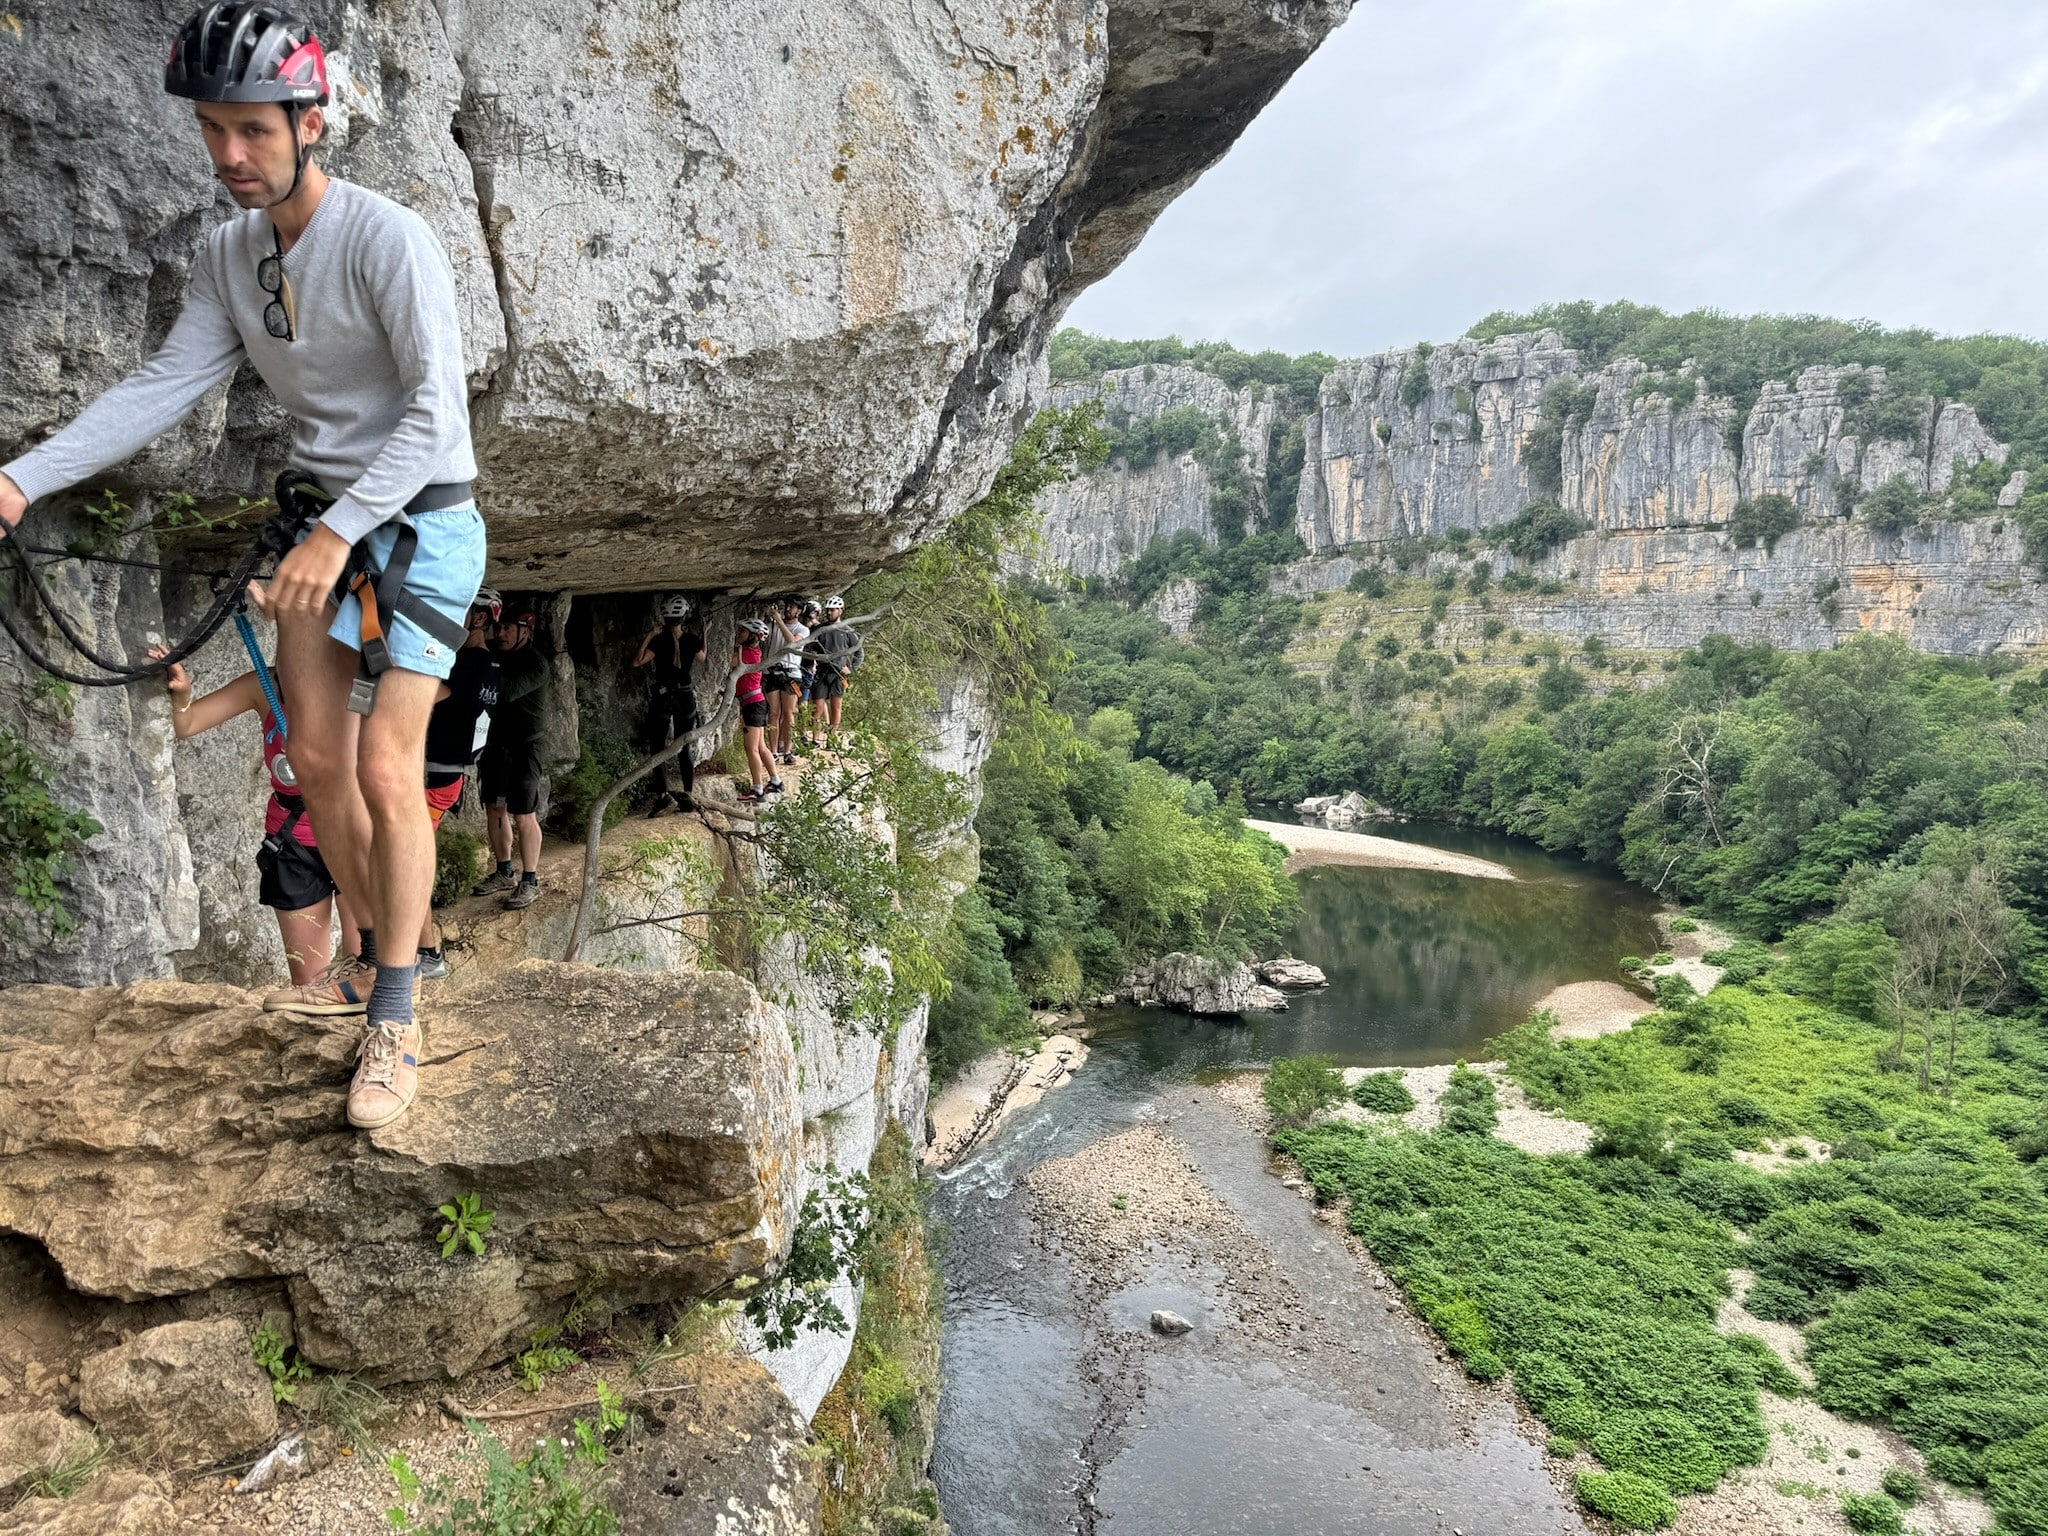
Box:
[734,617,778,803]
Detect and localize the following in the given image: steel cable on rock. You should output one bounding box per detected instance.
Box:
[0,505,307,687]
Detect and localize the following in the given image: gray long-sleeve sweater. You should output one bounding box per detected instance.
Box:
[3,178,476,546]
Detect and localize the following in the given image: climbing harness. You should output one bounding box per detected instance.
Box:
[316,478,473,716]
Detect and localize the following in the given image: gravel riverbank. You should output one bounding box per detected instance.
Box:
[1244,820,1517,880]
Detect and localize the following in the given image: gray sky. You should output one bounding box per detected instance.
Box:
[1066,0,2048,357]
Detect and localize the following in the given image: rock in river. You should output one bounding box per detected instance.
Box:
[0,963,803,1381]
[1259,956,1329,989]
[1122,954,1262,1016]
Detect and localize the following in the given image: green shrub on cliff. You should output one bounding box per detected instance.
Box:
[0,729,101,936]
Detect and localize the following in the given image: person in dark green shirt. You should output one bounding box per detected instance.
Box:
[472,609,549,908]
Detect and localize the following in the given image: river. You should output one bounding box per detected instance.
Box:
[929,823,1661,1535]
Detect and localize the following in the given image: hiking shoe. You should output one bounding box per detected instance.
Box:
[470,868,516,897]
[347,1019,422,1130]
[764,778,785,796]
[416,948,449,981]
[504,880,541,911]
[263,952,374,1015]
[645,798,672,819]
[738,786,764,804]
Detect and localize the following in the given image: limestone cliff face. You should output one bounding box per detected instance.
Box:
[0,0,1351,595]
[1297,332,2011,545]
[1033,363,1275,578]
[1049,330,2047,654]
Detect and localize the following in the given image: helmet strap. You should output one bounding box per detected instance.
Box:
[277,103,309,206]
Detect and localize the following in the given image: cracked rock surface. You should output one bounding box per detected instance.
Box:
[0,962,802,1381]
[0,0,1351,596]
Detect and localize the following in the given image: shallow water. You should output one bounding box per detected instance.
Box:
[931,823,1658,1535]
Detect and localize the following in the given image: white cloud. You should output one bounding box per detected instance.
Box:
[1065,0,2048,355]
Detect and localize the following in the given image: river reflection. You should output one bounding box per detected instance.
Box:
[1273,822,1662,1063]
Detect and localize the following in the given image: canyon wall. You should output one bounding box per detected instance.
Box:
[1033,362,1276,578]
[1044,330,2048,654]
[0,0,1351,984]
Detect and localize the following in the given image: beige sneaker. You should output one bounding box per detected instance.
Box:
[347,1019,424,1130]
[263,953,375,1015]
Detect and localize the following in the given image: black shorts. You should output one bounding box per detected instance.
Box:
[739,699,771,729]
[258,832,337,912]
[480,743,545,816]
[811,669,845,702]
[761,672,798,696]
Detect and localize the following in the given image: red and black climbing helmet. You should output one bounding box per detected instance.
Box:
[166,4,328,106]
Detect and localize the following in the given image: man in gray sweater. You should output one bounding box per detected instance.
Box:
[0,4,484,1132]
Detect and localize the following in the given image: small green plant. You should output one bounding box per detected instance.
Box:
[1573,1469,1676,1529]
[1351,1071,1416,1114]
[20,1435,109,1500]
[436,1193,495,1258]
[1263,1054,1345,1130]
[1108,1194,1129,1212]
[1547,1435,1578,1458]
[1878,1466,1920,1504]
[309,1372,390,1452]
[1667,916,1698,933]
[745,1170,870,1350]
[251,1320,314,1405]
[861,1355,921,1437]
[1437,1062,1499,1136]
[1619,955,1647,975]
[1839,1491,1904,1536]
[515,1345,579,1393]
[1652,972,1699,1011]
[387,1416,620,1536]
[1649,951,1675,966]
[569,1381,628,1467]
[0,731,103,937]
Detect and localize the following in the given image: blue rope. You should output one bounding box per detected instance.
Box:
[234,608,287,739]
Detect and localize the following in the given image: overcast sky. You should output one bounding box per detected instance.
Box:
[1065,0,2048,359]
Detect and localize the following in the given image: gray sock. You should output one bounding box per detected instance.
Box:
[369,962,417,1025]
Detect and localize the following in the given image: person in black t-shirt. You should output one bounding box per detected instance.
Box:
[472,608,550,909]
[633,595,706,816]
[415,590,503,975]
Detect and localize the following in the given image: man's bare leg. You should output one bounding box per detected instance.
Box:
[355,667,440,994]
[262,613,377,1011]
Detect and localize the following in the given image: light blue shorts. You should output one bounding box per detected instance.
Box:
[325,505,487,682]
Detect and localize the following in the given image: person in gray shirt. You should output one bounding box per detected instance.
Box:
[0,4,484,1133]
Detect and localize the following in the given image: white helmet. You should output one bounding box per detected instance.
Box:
[659,594,691,620]
[824,594,845,609]
[740,617,772,637]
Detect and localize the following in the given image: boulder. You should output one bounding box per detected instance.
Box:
[1324,805,1359,827]
[1335,791,1372,818]
[1258,957,1329,990]
[1122,954,1259,1016]
[0,1471,177,1536]
[609,1354,821,1536]
[0,1410,95,1500]
[1245,985,1290,1012]
[1149,1309,1193,1336]
[0,963,803,1381]
[1296,795,1339,815]
[76,1320,275,1466]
